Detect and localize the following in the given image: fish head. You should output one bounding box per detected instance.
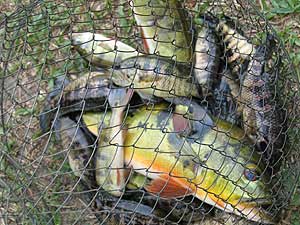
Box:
[184,104,274,223]
[191,127,274,224]
[222,147,273,224]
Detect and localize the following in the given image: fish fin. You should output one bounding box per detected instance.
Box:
[140,28,149,53]
[208,193,226,209]
[145,174,193,198]
[173,114,190,133]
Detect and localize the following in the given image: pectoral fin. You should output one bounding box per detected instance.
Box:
[173,114,190,134]
[145,174,193,198]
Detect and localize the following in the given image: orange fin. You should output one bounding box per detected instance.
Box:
[145,174,193,198]
[209,193,225,209]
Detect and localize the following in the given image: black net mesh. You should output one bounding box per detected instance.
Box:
[0,0,299,224]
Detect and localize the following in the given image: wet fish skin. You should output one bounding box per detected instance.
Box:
[57,115,210,225]
[71,32,141,68]
[193,23,220,95]
[217,20,255,63]
[240,36,286,169]
[212,74,240,125]
[129,0,193,63]
[200,14,254,77]
[111,55,201,102]
[59,115,244,225]
[201,15,286,166]
[83,103,274,224]
[55,116,96,187]
[56,121,179,224]
[39,71,112,133]
[91,191,179,225]
[96,87,133,197]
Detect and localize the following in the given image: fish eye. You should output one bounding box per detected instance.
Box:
[243,164,260,181]
[244,169,258,181]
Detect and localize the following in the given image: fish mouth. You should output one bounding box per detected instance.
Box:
[237,198,275,224]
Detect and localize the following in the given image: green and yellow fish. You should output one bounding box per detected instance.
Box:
[130,0,193,63]
[83,102,274,224]
[95,87,133,196]
[71,32,142,67]
[111,55,201,103]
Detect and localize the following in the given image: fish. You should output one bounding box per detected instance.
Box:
[239,35,286,170]
[193,21,220,95]
[201,15,286,166]
[83,102,274,224]
[57,115,211,224]
[71,32,142,68]
[215,19,255,63]
[56,113,252,224]
[200,14,254,78]
[91,180,256,224]
[212,74,240,125]
[111,55,201,104]
[129,0,193,63]
[111,55,202,136]
[39,71,112,133]
[56,122,181,225]
[90,190,179,225]
[54,116,96,187]
[95,87,133,196]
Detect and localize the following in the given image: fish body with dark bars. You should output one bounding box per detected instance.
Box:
[0,0,299,225]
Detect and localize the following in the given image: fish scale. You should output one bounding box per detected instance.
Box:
[112,55,201,102]
[55,116,96,187]
[240,37,286,172]
[71,33,141,68]
[130,0,193,63]
[193,22,220,95]
[82,102,274,224]
[201,15,286,166]
[39,72,111,133]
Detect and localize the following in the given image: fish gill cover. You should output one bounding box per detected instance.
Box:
[0,0,299,225]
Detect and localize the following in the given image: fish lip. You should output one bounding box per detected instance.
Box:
[238,199,275,224]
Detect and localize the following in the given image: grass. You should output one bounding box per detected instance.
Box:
[258,2,300,222]
[260,0,300,78]
[0,0,299,224]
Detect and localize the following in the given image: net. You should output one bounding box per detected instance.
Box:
[0,0,299,224]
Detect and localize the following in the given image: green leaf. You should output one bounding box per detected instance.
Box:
[198,2,210,14]
[287,0,295,8]
[270,0,280,8]
[278,0,290,8]
[260,0,269,11]
[291,211,300,225]
[48,78,55,89]
[15,108,33,116]
[294,4,300,12]
[271,8,295,14]
[266,12,276,19]
[291,191,300,206]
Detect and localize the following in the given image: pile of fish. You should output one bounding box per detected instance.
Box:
[40,1,287,224]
